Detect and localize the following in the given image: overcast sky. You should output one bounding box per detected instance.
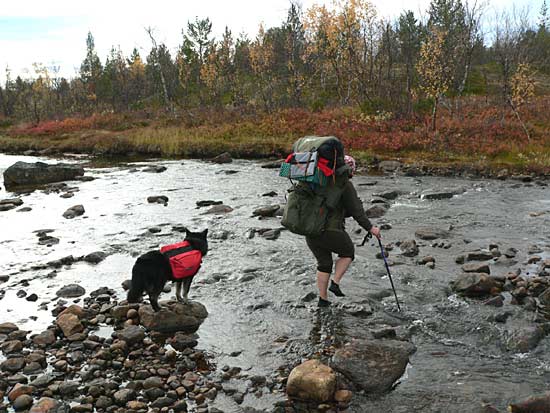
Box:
[0,0,540,82]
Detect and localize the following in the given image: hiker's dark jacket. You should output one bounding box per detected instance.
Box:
[324,166,372,232]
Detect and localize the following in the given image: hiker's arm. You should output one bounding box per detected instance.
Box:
[342,182,372,232]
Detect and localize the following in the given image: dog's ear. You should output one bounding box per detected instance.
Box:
[202,229,208,237]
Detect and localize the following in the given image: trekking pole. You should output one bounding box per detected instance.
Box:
[359,232,402,312]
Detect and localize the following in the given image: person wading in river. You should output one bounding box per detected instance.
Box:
[305,155,381,307]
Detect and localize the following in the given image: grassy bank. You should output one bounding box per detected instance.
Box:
[1,102,549,175]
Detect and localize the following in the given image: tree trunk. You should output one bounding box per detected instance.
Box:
[145,28,172,113]
[432,97,439,131]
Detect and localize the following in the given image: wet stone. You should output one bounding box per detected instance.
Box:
[462,263,490,274]
[399,240,419,257]
[211,152,232,164]
[62,204,85,219]
[151,396,175,408]
[528,245,543,254]
[83,251,107,264]
[366,205,387,218]
[1,340,23,354]
[261,229,281,240]
[287,360,336,403]
[143,165,167,173]
[28,397,60,413]
[26,293,38,302]
[504,324,546,353]
[139,301,208,333]
[374,190,401,200]
[466,250,494,261]
[415,227,450,240]
[1,357,25,373]
[196,200,222,208]
[143,376,163,389]
[332,338,416,393]
[0,323,19,334]
[483,295,504,307]
[167,332,199,350]
[56,313,84,338]
[145,387,165,400]
[117,325,145,346]
[452,273,501,297]
[420,191,455,200]
[56,284,85,298]
[113,388,136,405]
[203,204,233,214]
[253,205,280,217]
[7,383,34,402]
[13,394,33,411]
[504,248,518,258]
[147,195,169,204]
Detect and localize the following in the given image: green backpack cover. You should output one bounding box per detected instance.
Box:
[281,178,347,237]
[281,183,328,237]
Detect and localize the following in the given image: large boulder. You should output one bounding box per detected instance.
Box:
[451,273,501,297]
[286,360,336,402]
[138,301,208,333]
[332,338,416,393]
[3,161,84,190]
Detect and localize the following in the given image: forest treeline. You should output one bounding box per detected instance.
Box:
[0,0,549,133]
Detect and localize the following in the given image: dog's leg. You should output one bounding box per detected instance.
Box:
[150,293,161,312]
[176,282,183,302]
[182,277,193,303]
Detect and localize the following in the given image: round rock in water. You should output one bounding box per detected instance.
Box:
[56,284,85,298]
[138,301,208,333]
[286,360,336,402]
[332,338,416,393]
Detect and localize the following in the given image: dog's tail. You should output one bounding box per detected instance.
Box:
[127,264,146,303]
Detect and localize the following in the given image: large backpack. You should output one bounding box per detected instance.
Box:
[279,136,345,186]
[160,241,202,279]
[280,136,346,237]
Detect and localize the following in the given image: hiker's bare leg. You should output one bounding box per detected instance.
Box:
[317,271,330,300]
[333,257,353,285]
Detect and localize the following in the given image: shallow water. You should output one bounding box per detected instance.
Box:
[1,153,550,412]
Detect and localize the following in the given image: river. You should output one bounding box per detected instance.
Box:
[1,153,550,412]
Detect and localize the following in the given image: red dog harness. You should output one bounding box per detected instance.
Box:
[160,241,202,280]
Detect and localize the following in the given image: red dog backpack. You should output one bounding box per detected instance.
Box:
[160,241,202,279]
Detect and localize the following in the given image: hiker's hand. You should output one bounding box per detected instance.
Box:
[370,226,381,239]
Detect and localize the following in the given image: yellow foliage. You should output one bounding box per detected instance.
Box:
[416,29,451,100]
[249,24,274,75]
[511,63,536,108]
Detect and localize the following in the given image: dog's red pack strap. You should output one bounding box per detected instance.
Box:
[160,241,202,279]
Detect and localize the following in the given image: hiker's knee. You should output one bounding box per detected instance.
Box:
[317,263,333,274]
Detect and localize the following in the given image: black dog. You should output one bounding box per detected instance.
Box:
[127,228,208,311]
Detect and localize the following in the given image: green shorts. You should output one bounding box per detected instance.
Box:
[306,230,355,274]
